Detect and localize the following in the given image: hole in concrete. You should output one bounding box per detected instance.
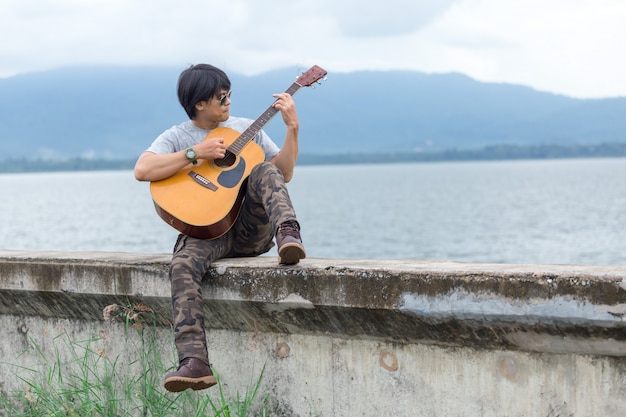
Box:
[379,349,398,372]
[276,342,291,358]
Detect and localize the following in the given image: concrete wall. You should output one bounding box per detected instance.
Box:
[1,250,626,416]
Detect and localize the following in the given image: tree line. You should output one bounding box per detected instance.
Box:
[2,142,626,173]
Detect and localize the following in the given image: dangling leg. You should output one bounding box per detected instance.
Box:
[164,234,229,392]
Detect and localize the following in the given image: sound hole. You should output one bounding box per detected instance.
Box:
[215,151,236,168]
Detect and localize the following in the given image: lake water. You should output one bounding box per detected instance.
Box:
[1,158,626,266]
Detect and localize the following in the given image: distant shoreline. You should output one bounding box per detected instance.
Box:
[2,142,626,173]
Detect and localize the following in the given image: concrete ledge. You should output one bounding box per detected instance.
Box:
[2,250,626,356]
[3,250,626,416]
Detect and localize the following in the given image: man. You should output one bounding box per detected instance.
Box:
[134,64,305,392]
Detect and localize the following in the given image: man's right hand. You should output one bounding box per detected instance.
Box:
[196,137,226,160]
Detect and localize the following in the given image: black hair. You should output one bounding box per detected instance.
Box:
[177,64,231,119]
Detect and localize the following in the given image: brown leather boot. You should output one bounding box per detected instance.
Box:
[276,220,306,265]
[163,357,217,392]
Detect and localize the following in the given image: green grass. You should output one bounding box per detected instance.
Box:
[0,325,270,417]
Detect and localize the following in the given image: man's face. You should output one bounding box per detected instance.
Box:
[194,89,231,125]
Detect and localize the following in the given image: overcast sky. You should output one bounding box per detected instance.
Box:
[2,0,625,99]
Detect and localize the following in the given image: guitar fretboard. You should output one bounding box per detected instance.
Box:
[227,81,303,155]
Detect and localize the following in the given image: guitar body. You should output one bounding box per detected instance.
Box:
[150,127,265,239]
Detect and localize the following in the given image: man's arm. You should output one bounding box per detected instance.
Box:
[134,150,191,182]
[269,92,299,182]
[134,137,228,182]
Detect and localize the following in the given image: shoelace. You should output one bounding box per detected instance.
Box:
[279,221,300,237]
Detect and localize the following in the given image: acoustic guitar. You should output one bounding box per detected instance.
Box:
[150,65,327,239]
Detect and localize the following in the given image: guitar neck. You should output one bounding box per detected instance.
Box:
[228,81,304,154]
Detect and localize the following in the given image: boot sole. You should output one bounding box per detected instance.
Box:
[279,242,306,265]
[164,375,217,392]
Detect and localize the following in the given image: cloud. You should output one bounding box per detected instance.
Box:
[417,0,626,97]
[1,0,626,98]
[318,0,459,37]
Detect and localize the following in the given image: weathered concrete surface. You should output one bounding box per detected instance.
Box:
[1,250,626,416]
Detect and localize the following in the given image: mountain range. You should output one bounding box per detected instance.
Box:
[1,65,625,161]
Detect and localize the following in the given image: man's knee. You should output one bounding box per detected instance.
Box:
[250,161,282,181]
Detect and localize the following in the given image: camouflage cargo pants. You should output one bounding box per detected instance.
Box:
[169,162,297,364]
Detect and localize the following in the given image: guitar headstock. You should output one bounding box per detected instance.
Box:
[296,65,328,87]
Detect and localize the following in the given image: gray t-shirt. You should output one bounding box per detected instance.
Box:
[146,117,280,161]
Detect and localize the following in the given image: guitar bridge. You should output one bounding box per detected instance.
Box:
[188,171,218,191]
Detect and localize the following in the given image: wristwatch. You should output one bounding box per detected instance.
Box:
[185,147,198,165]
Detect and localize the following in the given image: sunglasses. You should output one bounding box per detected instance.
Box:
[216,90,232,106]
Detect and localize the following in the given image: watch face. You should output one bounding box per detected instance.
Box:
[186,149,195,158]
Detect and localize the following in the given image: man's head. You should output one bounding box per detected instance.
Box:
[177,64,231,119]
